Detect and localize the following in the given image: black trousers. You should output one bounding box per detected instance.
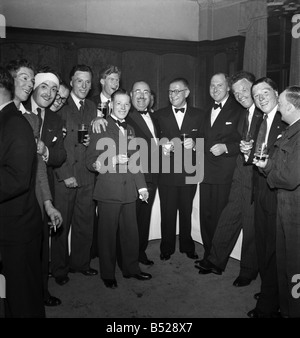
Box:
[158,184,197,256]
[136,182,157,262]
[200,183,231,259]
[0,235,45,318]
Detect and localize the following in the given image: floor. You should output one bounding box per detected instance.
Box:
[45,238,260,318]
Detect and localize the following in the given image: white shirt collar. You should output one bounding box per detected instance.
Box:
[71,92,85,109]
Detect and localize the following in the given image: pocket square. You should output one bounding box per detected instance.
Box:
[192,129,198,131]
[52,136,57,142]
[225,122,232,125]
[277,134,282,139]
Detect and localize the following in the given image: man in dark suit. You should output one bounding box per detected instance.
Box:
[153,78,203,261]
[195,71,260,287]
[246,77,287,318]
[89,65,121,259]
[198,73,242,264]
[23,67,66,304]
[0,67,45,317]
[7,60,64,307]
[86,89,151,288]
[52,65,98,286]
[126,81,159,266]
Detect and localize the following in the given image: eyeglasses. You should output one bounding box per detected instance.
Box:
[55,94,68,104]
[168,89,187,96]
[133,89,150,96]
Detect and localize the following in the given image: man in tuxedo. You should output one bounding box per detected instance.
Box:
[90,64,121,118]
[246,77,287,318]
[7,60,64,307]
[195,71,260,287]
[198,73,242,264]
[0,67,45,317]
[126,81,159,266]
[153,78,203,261]
[86,89,151,288]
[52,64,98,286]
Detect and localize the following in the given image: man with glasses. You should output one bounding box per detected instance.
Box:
[126,81,159,266]
[153,78,203,261]
[50,81,70,113]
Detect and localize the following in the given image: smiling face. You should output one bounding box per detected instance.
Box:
[100,72,120,98]
[111,93,131,121]
[252,81,278,114]
[232,78,254,109]
[32,80,58,108]
[70,70,92,100]
[131,81,151,111]
[209,74,230,103]
[13,67,35,104]
[50,84,70,112]
[168,80,190,108]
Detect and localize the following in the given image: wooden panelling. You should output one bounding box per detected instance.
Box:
[1,27,245,110]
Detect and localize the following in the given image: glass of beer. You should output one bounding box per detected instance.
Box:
[78,124,88,144]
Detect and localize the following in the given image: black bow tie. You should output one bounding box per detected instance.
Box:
[175,108,185,113]
[116,120,127,129]
[138,110,149,115]
[213,102,222,110]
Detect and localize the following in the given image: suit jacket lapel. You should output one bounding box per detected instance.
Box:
[131,110,157,139]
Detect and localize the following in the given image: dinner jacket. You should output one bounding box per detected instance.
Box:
[153,104,204,186]
[126,109,159,184]
[0,102,42,243]
[201,95,243,185]
[86,115,147,203]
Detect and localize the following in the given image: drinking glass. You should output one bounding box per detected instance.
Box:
[254,142,268,161]
[78,124,88,144]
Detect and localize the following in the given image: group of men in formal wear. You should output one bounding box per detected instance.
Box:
[0,58,299,318]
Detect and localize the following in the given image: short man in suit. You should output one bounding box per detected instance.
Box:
[90,64,121,118]
[246,78,287,318]
[89,65,121,258]
[0,67,45,317]
[195,71,260,287]
[198,73,242,264]
[153,78,203,261]
[7,59,64,307]
[126,81,159,266]
[52,64,98,286]
[86,89,152,288]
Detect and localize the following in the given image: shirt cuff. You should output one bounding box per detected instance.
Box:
[138,188,147,193]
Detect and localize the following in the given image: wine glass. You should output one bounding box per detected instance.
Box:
[180,133,189,143]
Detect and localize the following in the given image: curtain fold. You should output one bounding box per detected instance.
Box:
[289,35,300,86]
[240,0,268,78]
